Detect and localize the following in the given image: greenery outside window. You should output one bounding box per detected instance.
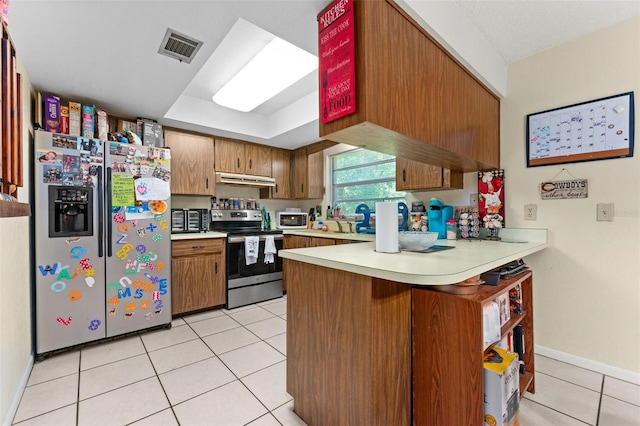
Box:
[331,148,405,216]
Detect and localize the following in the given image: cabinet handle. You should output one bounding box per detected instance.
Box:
[215,262,218,274]
[301,183,304,193]
[275,184,278,194]
[237,158,240,168]
[402,169,407,182]
[192,245,206,249]
[206,178,209,189]
[249,159,252,169]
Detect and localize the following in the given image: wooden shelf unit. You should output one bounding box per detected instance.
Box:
[412,271,534,425]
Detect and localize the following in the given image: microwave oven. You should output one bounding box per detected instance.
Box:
[276,211,308,229]
[171,208,210,233]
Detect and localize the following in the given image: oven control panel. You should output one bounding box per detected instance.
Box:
[210,209,262,221]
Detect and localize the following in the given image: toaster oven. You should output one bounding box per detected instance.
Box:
[171,208,210,233]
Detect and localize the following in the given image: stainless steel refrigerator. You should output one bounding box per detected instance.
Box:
[34,130,172,355]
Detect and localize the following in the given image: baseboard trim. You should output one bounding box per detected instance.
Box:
[2,354,33,426]
[535,344,640,385]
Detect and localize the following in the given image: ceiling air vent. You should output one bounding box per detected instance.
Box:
[158,28,203,64]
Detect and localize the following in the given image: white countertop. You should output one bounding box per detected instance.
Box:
[279,228,548,285]
[171,231,227,240]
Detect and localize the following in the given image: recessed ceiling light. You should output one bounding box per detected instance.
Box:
[212,37,317,112]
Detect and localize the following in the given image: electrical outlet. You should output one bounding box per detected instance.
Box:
[470,193,478,206]
[524,204,537,221]
[597,203,614,222]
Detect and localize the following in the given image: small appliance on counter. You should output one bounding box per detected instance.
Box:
[276,208,308,229]
[427,198,453,239]
[171,208,209,233]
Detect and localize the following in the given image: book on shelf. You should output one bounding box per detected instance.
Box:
[513,324,525,374]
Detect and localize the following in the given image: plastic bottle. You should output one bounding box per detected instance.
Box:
[446,219,458,240]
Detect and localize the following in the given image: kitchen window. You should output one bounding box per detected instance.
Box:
[330,148,405,216]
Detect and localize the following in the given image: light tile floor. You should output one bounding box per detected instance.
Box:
[12,295,640,425]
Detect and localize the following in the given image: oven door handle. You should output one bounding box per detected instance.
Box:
[227,234,284,244]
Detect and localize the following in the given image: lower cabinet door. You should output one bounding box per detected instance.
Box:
[172,252,225,315]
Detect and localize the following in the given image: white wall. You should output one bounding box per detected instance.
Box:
[1,58,34,425]
[502,16,640,376]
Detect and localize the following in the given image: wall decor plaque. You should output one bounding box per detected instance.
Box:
[540,179,588,200]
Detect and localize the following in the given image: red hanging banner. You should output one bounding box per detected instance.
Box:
[318,0,356,124]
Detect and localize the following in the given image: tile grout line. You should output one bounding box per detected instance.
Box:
[595,375,604,426]
[76,350,81,426]
[522,398,593,425]
[137,332,181,425]
[534,370,604,395]
[178,316,283,424]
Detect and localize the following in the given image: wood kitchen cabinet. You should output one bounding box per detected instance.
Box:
[395,157,463,191]
[292,148,323,199]
[245,143,272,176]
[171,238,226,315]
[164,129,215,195]
[282,234,344,292]
[260,148,291,199]
[413,271,535,425]
[319,0,500,172]
[214,139,245,174]
[215,138,271,177]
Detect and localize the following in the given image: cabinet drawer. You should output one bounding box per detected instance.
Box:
[172,238,225,257]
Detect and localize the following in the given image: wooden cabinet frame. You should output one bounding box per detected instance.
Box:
[319,0,500,172]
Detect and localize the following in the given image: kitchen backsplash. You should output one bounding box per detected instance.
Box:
[172,186,320,230]
[173,171,478,229]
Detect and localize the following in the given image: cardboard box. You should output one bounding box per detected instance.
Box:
[44,94,60,133]
[118,119,139,135]
[60,104,69,134]
[69,102,82,136]
[82,104,95,138]
[483,347,519,426]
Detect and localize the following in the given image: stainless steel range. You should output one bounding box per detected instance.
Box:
[210,209,283,309]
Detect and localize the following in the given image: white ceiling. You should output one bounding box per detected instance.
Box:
[7,1,640,150]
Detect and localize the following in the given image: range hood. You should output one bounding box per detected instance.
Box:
[215,172,276,187]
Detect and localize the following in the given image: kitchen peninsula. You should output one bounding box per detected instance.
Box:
[280,228,547,426]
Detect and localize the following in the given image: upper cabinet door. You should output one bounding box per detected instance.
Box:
[164,129,215,195]
[395,157,463,191]
[215,139,245,173]
[293,148,308,199]
[245,144,272,177]
[260,148,291,199]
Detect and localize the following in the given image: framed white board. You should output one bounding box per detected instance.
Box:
[527,92,634,167]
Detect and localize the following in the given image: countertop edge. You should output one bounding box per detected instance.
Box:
[171,231,227,240]
[280,228,548,285]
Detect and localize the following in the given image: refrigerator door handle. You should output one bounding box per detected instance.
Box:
[97,166,104,257]
[106,167,113,257]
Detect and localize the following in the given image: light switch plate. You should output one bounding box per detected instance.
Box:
[524,204,537,221]
[597,203,614,221]
[470,193,478,206]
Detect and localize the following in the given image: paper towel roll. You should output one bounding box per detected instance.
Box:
[375,202,399,253]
